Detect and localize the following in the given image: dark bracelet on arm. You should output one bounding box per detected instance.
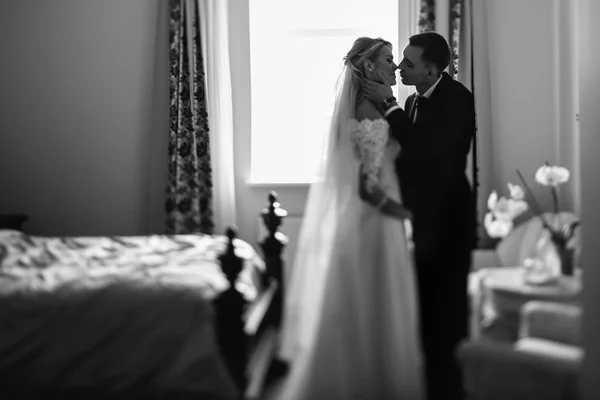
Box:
[382,96,397,111]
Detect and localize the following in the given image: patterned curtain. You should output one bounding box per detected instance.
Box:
[449,0,462,79]
[418,0,436,32]
[418,0,462,79]
[166,0,214,234]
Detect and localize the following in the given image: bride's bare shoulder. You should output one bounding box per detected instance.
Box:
[355,99,383,122]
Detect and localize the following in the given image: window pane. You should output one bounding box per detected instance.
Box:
[249,1,399,183]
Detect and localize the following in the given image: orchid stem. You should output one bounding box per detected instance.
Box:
[544,160,562,229]
[516,169,553,232]
[550,186,561,228]
[545,160,560,215]
[550,188,560,214]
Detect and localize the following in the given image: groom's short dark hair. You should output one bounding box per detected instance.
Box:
[408,32,451,73]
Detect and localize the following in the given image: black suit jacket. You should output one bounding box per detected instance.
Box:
[386,72,477,254]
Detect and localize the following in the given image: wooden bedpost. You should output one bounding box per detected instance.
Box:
[215,226,248,392]
[259,192,288,326]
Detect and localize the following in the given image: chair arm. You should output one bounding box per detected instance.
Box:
[471,249,502,271]
[457,339,580,400]
[520,301,582,346]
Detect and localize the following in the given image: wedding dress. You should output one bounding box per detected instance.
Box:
[278,114,424,399]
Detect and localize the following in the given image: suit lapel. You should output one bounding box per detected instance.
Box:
[414,73,449,123]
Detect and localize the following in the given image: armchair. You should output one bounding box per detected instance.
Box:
[458,300,582,400]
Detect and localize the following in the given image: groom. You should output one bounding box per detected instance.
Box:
[361,32,477,400]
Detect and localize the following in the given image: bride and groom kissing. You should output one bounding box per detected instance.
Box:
[279,31,477,400]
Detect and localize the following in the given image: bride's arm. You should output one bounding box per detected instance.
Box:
[354,101,386,192]
[354,102,412,221]
[357,167,412,221]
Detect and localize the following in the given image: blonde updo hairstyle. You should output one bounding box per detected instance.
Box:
[343,37,393,104]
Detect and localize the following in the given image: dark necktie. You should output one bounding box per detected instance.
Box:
[412,95,428,122]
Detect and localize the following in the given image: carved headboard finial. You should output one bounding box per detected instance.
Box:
[214,224,248,390]
[268,191,277,205]
[225,226,237,241]
[218,225,243,285]
[259,192,288,326]
[261,191,288,236]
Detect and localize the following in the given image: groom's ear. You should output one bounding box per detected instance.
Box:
[423,62,437,77]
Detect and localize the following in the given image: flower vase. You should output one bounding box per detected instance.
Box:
[523,234,560,285]
[556,244,575,276]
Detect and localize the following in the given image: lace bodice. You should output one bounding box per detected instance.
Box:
[350,118,390,192]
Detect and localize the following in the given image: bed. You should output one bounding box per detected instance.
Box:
[0,193,287,400]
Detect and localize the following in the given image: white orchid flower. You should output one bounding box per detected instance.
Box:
[507,182,525,200]
[489,195,528,221]
[484,212,513,238]
[508,199,529,218]
[487,190,498,210]
[490,196,512,220]
[535,165,570,187]
[484,212,494,228]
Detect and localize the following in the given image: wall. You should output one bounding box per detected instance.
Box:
[577,0,600,396]
[473,0,578,213]
[558,0,581,213]
[0,0,169,236]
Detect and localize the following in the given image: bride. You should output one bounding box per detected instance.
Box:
[278,37,424,399]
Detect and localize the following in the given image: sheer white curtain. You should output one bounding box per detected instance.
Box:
[400,0,420,98]
[469,0,494,240]
[198,0,237,234]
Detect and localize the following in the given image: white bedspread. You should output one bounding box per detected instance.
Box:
[0,230,265,398]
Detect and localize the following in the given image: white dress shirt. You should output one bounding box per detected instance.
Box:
[384,74,443,118]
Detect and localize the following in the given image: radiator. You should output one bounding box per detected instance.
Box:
[257,215,303,285]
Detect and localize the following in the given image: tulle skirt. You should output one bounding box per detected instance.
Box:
[279,193,424,400]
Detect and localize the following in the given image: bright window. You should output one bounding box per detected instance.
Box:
[249,0,412,184]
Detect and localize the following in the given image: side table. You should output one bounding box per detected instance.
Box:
[469,266,581,342]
